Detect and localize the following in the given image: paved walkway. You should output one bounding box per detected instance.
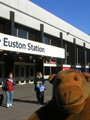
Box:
[0,82,52,120]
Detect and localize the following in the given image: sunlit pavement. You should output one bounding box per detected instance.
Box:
[0,82,52,120]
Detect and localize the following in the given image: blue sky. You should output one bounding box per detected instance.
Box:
[30,0,90,35]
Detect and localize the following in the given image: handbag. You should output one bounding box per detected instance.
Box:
[3,84,9,91]
[39,84,46,92]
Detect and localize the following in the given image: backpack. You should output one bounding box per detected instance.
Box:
[6,80,14,92]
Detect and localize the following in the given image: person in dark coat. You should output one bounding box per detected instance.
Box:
[34,72,45,105]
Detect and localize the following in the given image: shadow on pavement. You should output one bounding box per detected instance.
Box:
[1,103,7,108]
[13,99,38,104]
[13,99,48,105]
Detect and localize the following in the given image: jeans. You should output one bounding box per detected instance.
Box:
[6,91,14,105]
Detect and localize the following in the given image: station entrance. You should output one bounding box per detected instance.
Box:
[14,63,35,83]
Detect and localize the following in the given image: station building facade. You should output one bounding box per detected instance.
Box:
[0,0,90,84]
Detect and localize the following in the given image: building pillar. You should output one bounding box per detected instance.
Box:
[65,44,67,64]
[71,38,77,69]
[37,24,44,75]
[60,32,63,48]
[5,55,14,77]
[56,32,64,73]
[10,11,15,35]
[81,43,86,72]
[4,11,15,77]
[40,24,44,43]
[76,47,78,65]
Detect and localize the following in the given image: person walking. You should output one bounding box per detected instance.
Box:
[2,72,16,108]
[34,72,45,105]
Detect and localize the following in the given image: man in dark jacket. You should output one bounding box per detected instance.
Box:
[34,72,45,105]
[2,72,16,108]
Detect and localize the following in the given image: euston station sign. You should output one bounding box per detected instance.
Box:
[4,38,45,53]
[0,33,65,59]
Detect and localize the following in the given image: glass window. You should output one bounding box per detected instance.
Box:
[15,65,19,77]
[51,67,56,74]
[14,27,17,36]
[87,50,89,65]
[44,37,50,44]
[0,65,2,78]
[86,68,89,73]
[78,47,81,65]
[20,67,24,77]
[45,59,50,63]
[18,28,27,39]
[26,66,29,77]
[0,24,4,33]
[45,59,56,64]
[30,67,34,76]
[29,32,36,40]
[51,59,57,64]
[45,67,50,75]
[51,38,60,47]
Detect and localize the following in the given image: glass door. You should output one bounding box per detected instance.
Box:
[26,66,29,82]
[14,65,19,82]
[29,66,35,82]
[20,66,25,81]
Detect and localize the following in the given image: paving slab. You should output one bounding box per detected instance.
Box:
[0,82,52,120]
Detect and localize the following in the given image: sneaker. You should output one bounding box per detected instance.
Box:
[7,104,10,108]
[9,104,12,107]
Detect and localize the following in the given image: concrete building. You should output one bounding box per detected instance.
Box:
[0,0,90,84]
